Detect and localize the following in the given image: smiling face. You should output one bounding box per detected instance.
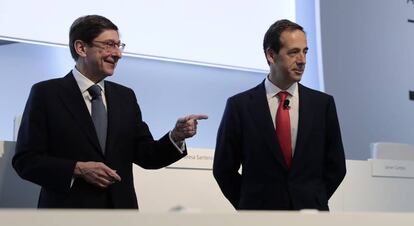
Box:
[74,29,122,83]
[267,29,308,90]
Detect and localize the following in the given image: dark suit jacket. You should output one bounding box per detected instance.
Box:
[213,81,346,210]
[13,72,186,209]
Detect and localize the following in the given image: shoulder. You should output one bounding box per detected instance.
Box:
[105,80,134,94]
[228,82,264,103]
[299,83,334,102]
[104,80,138,104]
[32,77,63,88]
[29,77,67,97]
[30,71,75,91]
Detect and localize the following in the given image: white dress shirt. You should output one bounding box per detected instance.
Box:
[72,67,106,114]
[264,76,299,155]
[72,67,185,153]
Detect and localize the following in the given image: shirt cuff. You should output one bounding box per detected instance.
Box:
[169,131,186,154]
[70,177,75,188]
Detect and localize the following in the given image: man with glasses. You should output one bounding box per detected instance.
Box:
[13,15,207,209]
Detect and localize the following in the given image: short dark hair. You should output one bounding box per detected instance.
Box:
[263,19,304,55]
[69,15,118,60]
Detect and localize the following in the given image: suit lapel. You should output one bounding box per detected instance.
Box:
[248,81,288,169]
[58,72,103,156]
[292,84,314,165]
[104,82,121,158]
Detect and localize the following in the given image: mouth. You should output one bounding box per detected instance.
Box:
[104,58,115,64]
[104,59,117,68]
[292,69,304,75]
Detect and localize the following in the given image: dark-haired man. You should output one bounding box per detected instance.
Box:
[213,19,346,210]
[13,15,207,209]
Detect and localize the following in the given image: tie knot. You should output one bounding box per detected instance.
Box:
[88,85,102,99]
[277,91,289,101]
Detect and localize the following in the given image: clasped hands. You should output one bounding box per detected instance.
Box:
[74,161,121,188]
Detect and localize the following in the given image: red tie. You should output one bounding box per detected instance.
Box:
[276,91,292,169]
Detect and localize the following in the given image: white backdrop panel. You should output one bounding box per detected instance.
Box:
[0,0,295,71]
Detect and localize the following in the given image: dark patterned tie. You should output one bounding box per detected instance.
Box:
[276,91,292,169]
[88,85,107,153]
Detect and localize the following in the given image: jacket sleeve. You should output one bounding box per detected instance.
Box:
[213,98,242,209]
[129,89,186,169]
[323,96,346,199]
[12,83,76,192]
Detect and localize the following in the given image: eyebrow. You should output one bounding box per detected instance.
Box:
[95,39,121,43]
[288,47,308,51]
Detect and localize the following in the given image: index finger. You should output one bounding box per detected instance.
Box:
[108,171,122,182]
[177,114,208,123]
[102,166,122,181]
[188,114,209,121]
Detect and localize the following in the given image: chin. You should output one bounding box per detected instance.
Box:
[103,69,115,77]
[290,75,302,82]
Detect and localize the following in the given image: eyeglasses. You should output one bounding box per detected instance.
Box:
[90,40,126,52]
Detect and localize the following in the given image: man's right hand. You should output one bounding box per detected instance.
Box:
[74,162,121,188]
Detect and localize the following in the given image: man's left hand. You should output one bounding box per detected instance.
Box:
[171,114,208,142]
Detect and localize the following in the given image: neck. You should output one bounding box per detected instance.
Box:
[75,62,105,84]
[268,73,294,90]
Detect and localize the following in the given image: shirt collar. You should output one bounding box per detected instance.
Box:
[72,67,105,94]
[264,75,298,99]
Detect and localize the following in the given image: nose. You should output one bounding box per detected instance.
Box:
[296,52,306,64]
[111,48,122,59]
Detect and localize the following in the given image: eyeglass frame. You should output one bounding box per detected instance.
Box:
[88,40,126,52]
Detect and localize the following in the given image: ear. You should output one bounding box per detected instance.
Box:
[74,40,88,58]
[265,48,277,64]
